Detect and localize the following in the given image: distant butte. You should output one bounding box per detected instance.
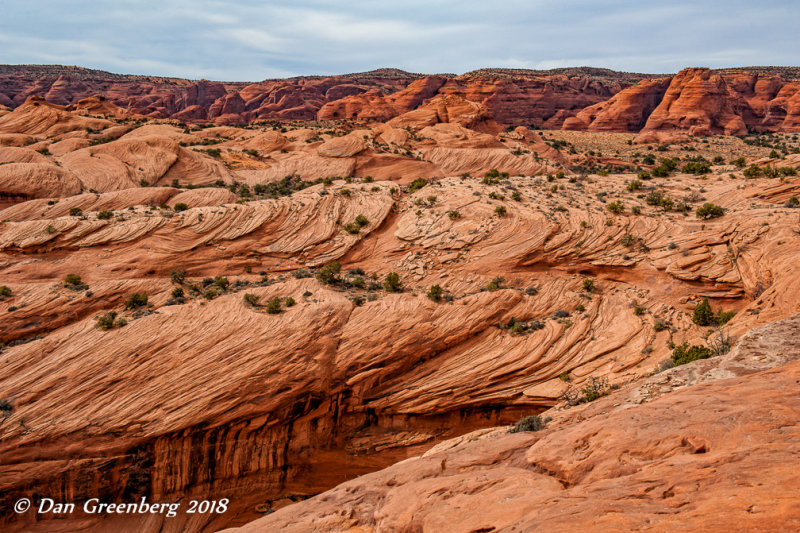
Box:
[2,65,800,135]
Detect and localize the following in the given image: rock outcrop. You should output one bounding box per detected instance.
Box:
[230,314,800,533]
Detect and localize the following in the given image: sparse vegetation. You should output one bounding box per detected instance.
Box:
[427,285,443,301]
[696,203,725,219]
[509,415,551,433]
[671,342,714,366]
[124,292,148,309]
[384,272,402,292]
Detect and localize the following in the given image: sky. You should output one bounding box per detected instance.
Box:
[0,0,798,81]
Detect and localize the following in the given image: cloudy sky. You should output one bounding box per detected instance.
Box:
[1,0,797,81]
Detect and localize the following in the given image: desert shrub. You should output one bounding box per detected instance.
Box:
[486,276,504,291]
[214,276,229,290]
[671,342,714,366]
[69,207,83,216]
[581,376,609,402]
[582,278,595,293]
[125,292,148,309]
[409,178,428,192]
[266,297,282,314]
[97,210,113,220]
[170,269,186,284]
[653,318,668,331]
[716,310,736,325]
[204,288,218,300]
[97,311,120,330]
[315,261,341,284]
[512,191,522,201]
[427,284,443,301]
[606,200,624,214]
[743,165,762,178]
[343,222,360,234]
[174,203,189,211]
[645,191,665,206]
[448,210,461,220]
[682,162,711,175]
[696,203,725,219]
[243,293,259,306]
[509,415,551,433]
[731,157,746,168]
[0,285,11,299]
[785,196,799,208]
[355,214,369,227]
[64,274,83,287]
[384,272,402,292]
[692,298,714,326]
[554,310,570,318]
[576,304,585,312]
[494,205,507,217]
[285,297,296,307]
[350,276,365,288]
[171,287,184,298]
[633,306,645,316]
[651,164,673,177]
[637,170,651,180]
[293,268,313,279]
[626,180,642,192]
[0,399,12,416]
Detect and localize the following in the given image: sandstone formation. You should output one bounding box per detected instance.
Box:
[230,314,800,533]
[1,85,800,532]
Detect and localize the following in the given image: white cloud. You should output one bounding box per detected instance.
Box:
[0,0,798,80]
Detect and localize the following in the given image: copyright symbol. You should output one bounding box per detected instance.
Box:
[14,498,31,513]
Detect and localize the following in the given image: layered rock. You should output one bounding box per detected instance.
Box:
[635,68,748,141]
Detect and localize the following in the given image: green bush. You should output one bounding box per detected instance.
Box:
[682,162,711,175]
[285,296,296,307]
[582,278,595,293]
[486,276,504,291]
[409,178,428,193]
[171,287,184,298]
[0,398,12,416]
[509,415,550,433]
[355,214,369,227]
[243,293,259,306]
[427,285,443,301]
[692,298,714,326]
[64,274,82,286]
[69,207,83,216]
[214,276,229,290]
[97,311,119,330]
[581,376,609,402]
[174,203,189,211]
[266,297,282,314]
[170,269,186,284]
[343,222,360,234]
[743,165,762,178]
[204,289,218,300]
[671,342,714,366]
[696,203,725,219]
[384,272,402,292]
[606,201,624,214]
[315,261,341,284]
[494,205,507,217]
[124,292,148,309]
[97,210,113,220]
[0,285,11,299]
[626,180,642,192]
